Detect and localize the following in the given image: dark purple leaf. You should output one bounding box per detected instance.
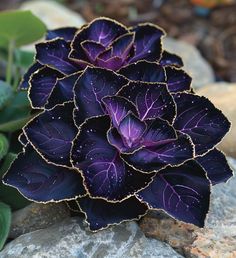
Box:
[118,113,146,149]
[173,93,231,155]
[78,196,147,231]
[118,81,176,123]
[81,40,105,62]
[129,24,165,63]
[46,72,81,109]
[102,95,138,128]
[69,44,90,65]
[36,38,80,74]
[160,50,184,67]
[110,33,134,61]
[119,61,166,83]
[66,200,81,212]
[196,148,233,185]
[71,116,154,201]
[23,102,77,166]
[18,132,28,146]
[165,66,192,93]
[29,66,63,108]
[96,56,124,70]
[3,145,86,202]
[97,48,112,61]
[142,118,177,147]
[137,160,210,227]
[46,27,78,41]
[74,67,128,126]
[122,133,194,173]
[70,18,128,59]
[82,18,128,46]
[108,118,177,154]
[19,62,43,90]
[107,127,129,153]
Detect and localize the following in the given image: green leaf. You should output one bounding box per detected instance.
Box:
[0,48,7,62]
[0,115,34,133]
[0,134,9,160]
[8,91,29,109]
[0,91,32,132]
[0,202,11,250]
[0,153,17,175]
[15,49,34,69]
[0,81,13,110]
[0,10,46,48]
[0,153,30,210]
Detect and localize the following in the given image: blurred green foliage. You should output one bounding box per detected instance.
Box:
[0,202,11,250]
[0,10,46,48]
[0,9,46,250]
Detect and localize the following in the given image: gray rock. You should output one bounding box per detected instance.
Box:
[206,157,236,227]
[163,37,215,89]
[20,0,85,29]
[9,202,70,239]
[1,217,183,258]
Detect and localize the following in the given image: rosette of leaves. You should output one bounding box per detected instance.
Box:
[3,18,233,231]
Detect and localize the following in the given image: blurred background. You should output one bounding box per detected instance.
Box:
[0,0,236,83]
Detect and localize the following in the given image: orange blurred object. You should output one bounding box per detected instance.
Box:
[191,0,234,8]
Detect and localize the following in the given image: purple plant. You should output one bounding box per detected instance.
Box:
[3,18,233,231]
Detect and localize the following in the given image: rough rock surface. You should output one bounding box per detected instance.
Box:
[1,218,183,258]
[163,37,215,89]
[197,82,236,158]
[140,158,236,258]
[9,202,70,239]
